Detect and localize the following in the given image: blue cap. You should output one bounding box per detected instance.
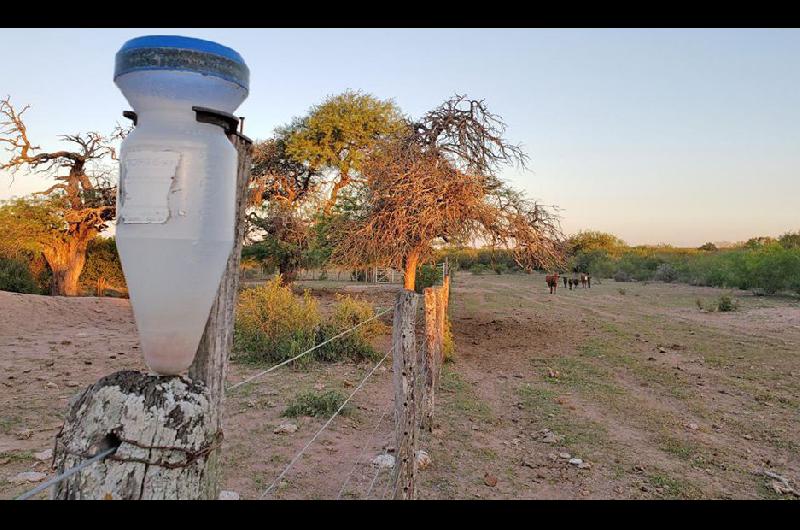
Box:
[115,35,249,91]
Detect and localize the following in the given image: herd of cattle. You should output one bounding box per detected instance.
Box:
[545,272,591,294]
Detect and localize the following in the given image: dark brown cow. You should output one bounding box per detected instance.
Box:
[563,276,568,288]
[546,273,560,294]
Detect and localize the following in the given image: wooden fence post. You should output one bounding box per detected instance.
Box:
[51,130,252,500]
[420,287,438,432]
[392,289,419,500]
[187,131,252,496]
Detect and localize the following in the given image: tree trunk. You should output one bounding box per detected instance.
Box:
[45,234,92,296]
[403,250,420,291]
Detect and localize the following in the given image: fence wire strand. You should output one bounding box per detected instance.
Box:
[227,307,393,393]
[336,402,393,500]
[15,446,118,500]
[260,346,393,499]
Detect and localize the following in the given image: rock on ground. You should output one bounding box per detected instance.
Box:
[372,454,395,468]
[12,471,47,484]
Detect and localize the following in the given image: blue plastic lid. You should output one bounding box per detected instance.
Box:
[119,35,246,65]
[115,35,249,91]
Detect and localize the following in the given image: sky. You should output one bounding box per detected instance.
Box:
[1,28,798,247]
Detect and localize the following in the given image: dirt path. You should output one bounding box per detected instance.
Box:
[1,275,798,499]
[418,274,800,499]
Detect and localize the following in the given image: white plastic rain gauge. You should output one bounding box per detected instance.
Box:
[114,36,249,375]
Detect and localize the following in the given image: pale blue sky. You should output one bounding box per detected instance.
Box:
[1,28,798,246]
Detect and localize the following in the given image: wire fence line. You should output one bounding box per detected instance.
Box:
[14,306,396,501]
[15,446,118,501]
[260,346,393,499]
[226,307,393,393]
[336,401,393,500]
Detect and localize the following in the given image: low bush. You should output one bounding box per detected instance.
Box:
[315,295,388,362]
[415,263,443,293]
[442,317,455,362]
[234,275,321,364]
[0,256,40,294]
[282,389,349,418]
[234,279,388,365]
[613,270,631,282]
[80,237,126,295]
[653,263,678,283]
[717,295,738,312]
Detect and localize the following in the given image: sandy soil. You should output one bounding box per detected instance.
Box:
[1,274,799,499]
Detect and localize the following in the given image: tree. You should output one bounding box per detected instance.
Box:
[568,230,626,256]
[744,236,775,250]
[698,242,718,251]
[284,90,405,214]
[249,127,319,207]
[778,231,800,250]
[329,95,563,290]
[0,97,124,295]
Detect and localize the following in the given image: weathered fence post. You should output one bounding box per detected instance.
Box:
[187,130,252,496]
[435,286,446,371]
[392,289,419,500]
[51,129,252,500]
[420,287,438,432]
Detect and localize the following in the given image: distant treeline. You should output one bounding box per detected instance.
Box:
[3,229,799,298]
[434,230,800,296]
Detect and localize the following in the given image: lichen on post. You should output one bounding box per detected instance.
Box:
[52,371,220,500]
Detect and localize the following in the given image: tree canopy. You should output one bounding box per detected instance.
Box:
[327,95,563,289]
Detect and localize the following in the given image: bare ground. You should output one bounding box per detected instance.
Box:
[1,274,799,499]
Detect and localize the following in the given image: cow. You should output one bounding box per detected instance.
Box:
[546,273,560,294]
[563,276,568,289]
[580,273,588,288]
[569,277,579,290]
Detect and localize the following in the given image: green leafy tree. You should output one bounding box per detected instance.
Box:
[285,90,405,214]
[568,230,626,256]
[778,231,800,249]
[698,242,718,251]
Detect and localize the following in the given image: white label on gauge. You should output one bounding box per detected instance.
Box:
[119,151,181,224]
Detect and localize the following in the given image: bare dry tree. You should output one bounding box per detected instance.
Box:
[249,135,318,207]
[0,96,126,295]
[411,94,528,180]
[329,136,564,290]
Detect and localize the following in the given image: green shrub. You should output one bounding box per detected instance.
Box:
[315,295,388,362]
[469,263,492,275]
[234,275,321,364]
[282,389,349,417]
[717,295,738,312]
[0,256,40,294]
[80,237,126,295]
[654,263,678,283]
[415,263,442,293]
[613,270,631,282]
[442,317,455,362]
